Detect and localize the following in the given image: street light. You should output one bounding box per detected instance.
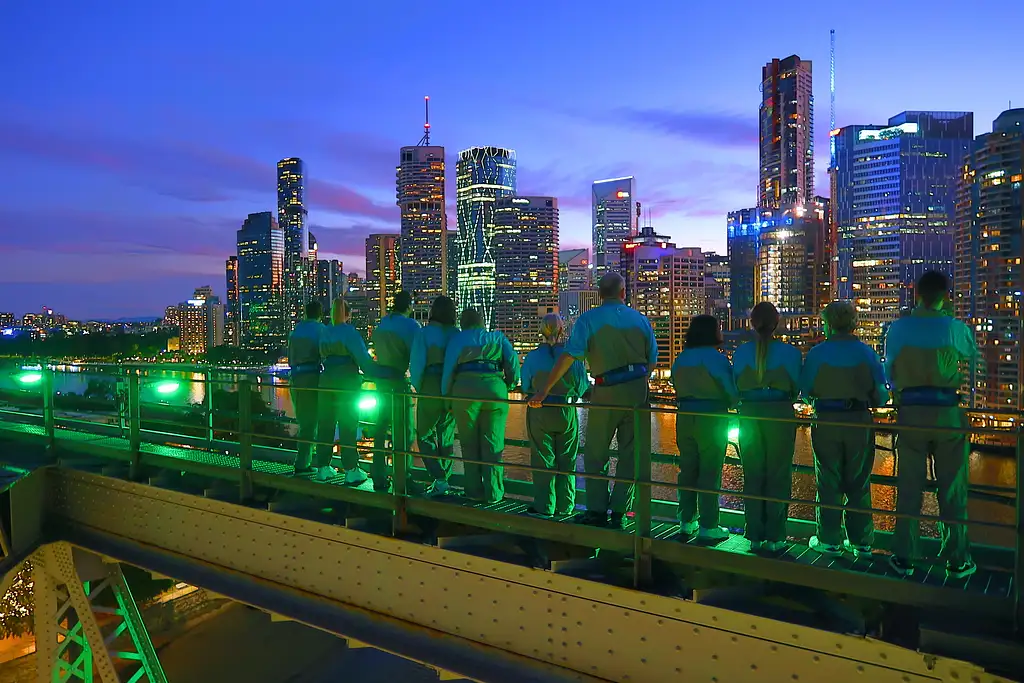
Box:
[155,381,180,395]
[358,394,378,411]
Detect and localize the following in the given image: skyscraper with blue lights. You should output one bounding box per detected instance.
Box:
[592,177,637,278]
[277,158,308,329]
[236,211,286,352]
[456,146,516,328]
[727,207,769,327]
[833,111,974,347]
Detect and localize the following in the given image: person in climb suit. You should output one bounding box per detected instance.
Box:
[409,296,459,498]
[370,291,421,493]
[442,308,520,504]
[670,315,738,541]
[884,270,977,579]
[520,314,589,518]
[317,297,375,484]
[800,301,888,556]
[287,300,325,476]
[732,301,802,552]
[528,272,657,529]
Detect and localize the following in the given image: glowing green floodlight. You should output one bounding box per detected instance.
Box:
[155,381,180,395]
[727,426,739,442]
[17,372,43,385]
[358,394,378,411]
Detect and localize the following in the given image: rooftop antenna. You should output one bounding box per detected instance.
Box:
[418,96,431,145]
[829,29,836,168]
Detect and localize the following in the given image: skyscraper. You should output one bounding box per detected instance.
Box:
[345,272,370,340]
[834,111,974,347]
[759,56,814,210]
[955,108,1024,415]
[493,196,560,354]
[704,252,730,327]
[559,248,593,291]
[277,158,308,328]
[315,259,345,317]
[236,211,286,352]
[225,256,239,347]
[456,146,516,328]
[727,207,771,328]
[365,233,399,331]
[756,203,827,316]
[446,230,459,298]
[397,142,447,320]
[620,225,705,372]
[592,177,637,278]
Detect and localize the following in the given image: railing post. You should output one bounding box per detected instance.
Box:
[1015,425,1023,636]
[632,405,652,588]
[392,386,409,535]
[204,368,215,450]
[42,366,55,454]
[238,377,253,502]
[127,371,141,480]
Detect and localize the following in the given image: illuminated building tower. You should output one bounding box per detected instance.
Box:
[557,290,601,335]
[704,252,730,328]
[225,256,239,346]
[344,272,370,340]
[236,211,286,352]
[277,158,308,328]
[493,196,560,354]
[365,233,400,332]
[456,146,517,327]
[834,111,974,348]
[0,312,14,328]
[397,137,447,321]
[760,56,814,210]
[756,205,825,316]
[315,259,345,317]
[620,226,705,372]
[559,248,593,291]
[727,207,770,328]
[592,177,637,278]
[955,109,1024,415]
[446,230,459,298]
[168,288,224,356]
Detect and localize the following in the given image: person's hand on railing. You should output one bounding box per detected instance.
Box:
[527,390,548,408]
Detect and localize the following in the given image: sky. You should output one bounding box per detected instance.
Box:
[0,0,1020,319]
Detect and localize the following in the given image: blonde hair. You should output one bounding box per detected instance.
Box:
[750,302,780,383]
[331,297,348,326]
[540,314,565,356]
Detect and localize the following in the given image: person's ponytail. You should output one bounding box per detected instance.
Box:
[749,302,780,385]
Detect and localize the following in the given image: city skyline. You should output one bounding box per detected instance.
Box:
[1,1,1021,318]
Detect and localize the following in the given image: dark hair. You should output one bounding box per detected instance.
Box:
[598,272,625,300]
[916,270,950,308]
[685,315,722,349]
[460,307,485,330]
[392,290,413,313]
[749,302,780,383]
[304,300,323,321]
[429,296,457,326]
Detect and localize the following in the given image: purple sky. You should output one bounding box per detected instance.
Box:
[1,1,1020,319]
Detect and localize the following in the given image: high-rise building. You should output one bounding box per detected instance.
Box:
[558,290,601,334]
[167,288,224,356]
[727,207,771,328]
[559,248,593,291]
[620,226,705,373]
[236,211,286,352]
[756,203,827,316]
[493,196,560,354]
[397,144,447,320]
[0,312,15,329]
[446,230,459,298]
[277,158,308,328]
[759,55,814,210]
[834,111,974,347]
[704,252,730,327]
[456,146,516,328]
[365,233,400,331]
[315,259,345,318]
[955,109,1024,416]
[345,272,370,340]
[225,256,239,347]
[592,177,637,278]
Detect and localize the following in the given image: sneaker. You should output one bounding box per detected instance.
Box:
[555,506,576,517]
[678,520,699,536]
[573,511,609,527]
[343,467,368,486]
[946,560,977,580]
[316,465,339,482]
[765,541,789,553]
[888,555,914,577]
[373,478,391,493]
[809,536,843,556]
[426,479,450,498]
[844,540,873,557]
[698,526,730,542]
[293,466,316,477]
[748,540,766,553]
[525,507,554,519]
[609,512,627,529]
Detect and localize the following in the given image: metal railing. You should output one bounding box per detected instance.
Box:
[1,361,1021,628]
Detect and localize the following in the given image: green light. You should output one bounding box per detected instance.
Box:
[155,381,180,395]
[17,372,43,385]
[727,426,739,442]
[358,395,378,411]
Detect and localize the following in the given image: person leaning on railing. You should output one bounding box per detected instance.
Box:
[883,270,978,580]
[520,313,589,518]
[670,314,738,542]
[409,296,460,498]
[317,297,375,485]
[799,301,888,557]
[287,300,326,477]
[442,308,520,504]
[732,302,802,553]
[527,272,657,530]
[370,291,421,494]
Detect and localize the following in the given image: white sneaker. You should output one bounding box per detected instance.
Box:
[765,541,789,553]
[427,479,450,497]
[316,465,339,482]
[698,526,730,541]
[678,520,699,535]
[343,467,367,485]
[809,536,843,556]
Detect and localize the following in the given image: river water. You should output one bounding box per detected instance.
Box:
[3,368,1016,544]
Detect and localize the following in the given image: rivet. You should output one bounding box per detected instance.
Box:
[693,627,700,634]
[751,664,757,671]
[857,666,864,673]
[711,654,718,660]
[813,656,820,662]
